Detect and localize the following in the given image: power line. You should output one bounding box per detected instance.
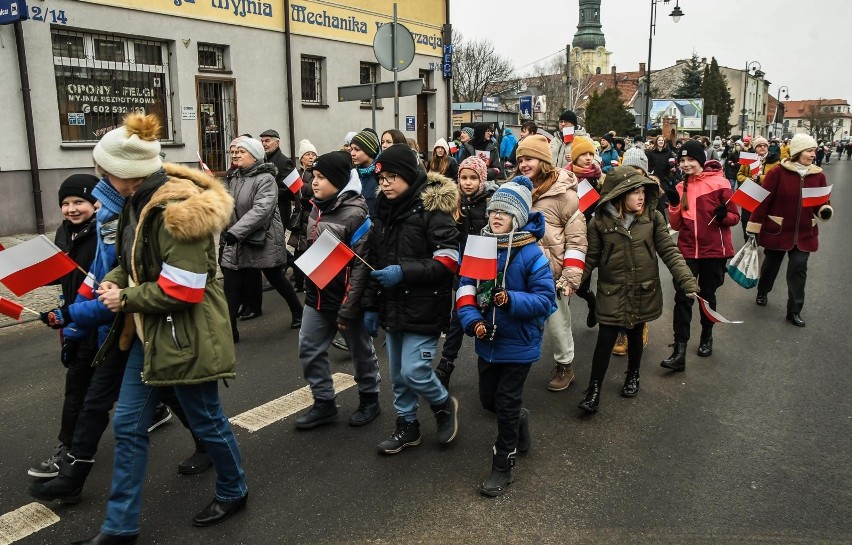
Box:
[511,49,565,75]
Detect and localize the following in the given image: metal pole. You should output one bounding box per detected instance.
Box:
[740,62,749,136]
[642,0,655,138]
[393,3,399,130]
[566,43,572,111]
[283,0,297,159]
[14,20,45,235]
[371,82,377,132]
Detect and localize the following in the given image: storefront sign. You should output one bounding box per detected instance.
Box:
[75,0,283,32]
[181,105,197,120]
[0,0,28,24]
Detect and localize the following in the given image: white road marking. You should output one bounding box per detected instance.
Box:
[229,372,356,432]
[0,503,59,545]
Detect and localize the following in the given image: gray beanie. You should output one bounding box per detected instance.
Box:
[234,137,265,160]
[621,147,649,174]
[487,176,533,229]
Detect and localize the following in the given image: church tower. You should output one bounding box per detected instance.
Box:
[571,0,611,79]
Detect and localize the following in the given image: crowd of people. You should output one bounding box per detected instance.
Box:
[27,108,832,542]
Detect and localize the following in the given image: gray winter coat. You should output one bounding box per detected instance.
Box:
[219,161,287,270]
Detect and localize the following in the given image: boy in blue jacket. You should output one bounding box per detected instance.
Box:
[457,176,556,497]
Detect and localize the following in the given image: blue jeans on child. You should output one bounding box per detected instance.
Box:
[384,331,448,422]
[101,340,247,536]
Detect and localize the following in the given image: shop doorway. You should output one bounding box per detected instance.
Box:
[196,77,237,173]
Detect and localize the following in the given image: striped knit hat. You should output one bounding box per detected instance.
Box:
[487,176,533,229]
[350,129,380,158]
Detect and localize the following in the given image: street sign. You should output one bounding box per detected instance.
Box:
[0,0,28,24]
[706,114,718,130]
[373,22,415,72]
[405,116,415,131]
[482,97,499,112]
[519,96,533,119]
[338,79,424,102]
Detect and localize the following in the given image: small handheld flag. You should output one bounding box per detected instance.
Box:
[577,179,600,213]
[730,179,771,213]
[78,272,97,300]
[196,151,213,175]
[282,169,305,195]
[0,235,79,296]
[460,235,498,280]
[801,185,831,207]
[697,295,742,324]
[0,296,24,321]
[295,230,356,289]
[562,126,575,144]
[738,152,759,165]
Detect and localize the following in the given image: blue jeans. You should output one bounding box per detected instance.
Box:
[384,331,448,422]
[102,341,247,536]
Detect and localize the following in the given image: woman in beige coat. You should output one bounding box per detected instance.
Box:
[514,135,587,392]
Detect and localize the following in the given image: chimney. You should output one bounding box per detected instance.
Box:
[611,66,616,75]
[639,62,646,75]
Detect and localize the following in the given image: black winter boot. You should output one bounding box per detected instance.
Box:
[349,393,381,427]
[431,396,459,444]
[621,369,640,398]
[697,328,713,357]
[70,533,138,545]
[578,380,602,413]
[377,417,421,455]
[480,447,516,497]
[29,453,94,504]
[435,357,455,389]
[295,398,339,430]
[660,342,687,371]
[178,433,212,475]
[517,408,531,453]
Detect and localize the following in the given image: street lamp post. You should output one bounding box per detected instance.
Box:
[739,60,761,137]
[641,0,685,138]
[772,85,789,138]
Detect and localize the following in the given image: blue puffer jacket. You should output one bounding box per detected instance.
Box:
[63,182,124,346]
[600,148,620,174]
[457,212,556,364]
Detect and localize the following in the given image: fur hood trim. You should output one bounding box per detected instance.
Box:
[422,171,459,215]
[139,163,234,242]
[780,158,823,175]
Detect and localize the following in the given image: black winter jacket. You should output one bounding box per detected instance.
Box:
[266,147,296,205]
[363,171,460,335]
[458,185,495,247]
[54,216,99,353]
[646,147,677,184]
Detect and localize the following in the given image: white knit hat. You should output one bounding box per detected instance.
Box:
[93,114,162,179]
[433,137,450,154]
[234,136,265,160]
[344,131,357,145]
[788,133,818,158]
[298,139,317,161]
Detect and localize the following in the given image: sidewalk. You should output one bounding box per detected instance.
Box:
[0,233,61,329]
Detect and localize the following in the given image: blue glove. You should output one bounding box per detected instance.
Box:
[40,308,66,330]
[363,310,379,338]
[370,265,403,288]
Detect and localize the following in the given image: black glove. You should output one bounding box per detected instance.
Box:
[39,308,66,330]
[60,339,80,368]
[713,204,728,223]
[664,186,680,206]
[471,321,497,341]
[223,232,239,246]
[492,287,509,308]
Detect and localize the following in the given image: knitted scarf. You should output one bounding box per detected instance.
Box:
[570,162,601,180]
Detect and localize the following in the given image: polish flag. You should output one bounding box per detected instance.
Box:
[460,235,498,280]
[196,151,213,176]
[0,235,79,296]
[730,179,770,213]
[697,295,742,324]
[455,284,477,310]
[283,169,305,195]
[77,272,97,300]
[562,126,575,144]
[749,161,761,175]
[0,296,24,321]
[562,249,586,270]
[738,152,759,165]
[577,179,600,213]
[801,185,832,207]
[295,229,355,289]
[157,263,207,303]
[0,243,5,251]
[449,142,458,154]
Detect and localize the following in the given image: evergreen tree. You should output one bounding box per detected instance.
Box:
[700,57,735,136]
[584,88,636,136]
[674,53,703,99]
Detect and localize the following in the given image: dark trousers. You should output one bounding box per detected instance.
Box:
[292,250,306,290]
[758,247,809,314]
[441,309,464,362]
[59,349,97,446]
[241,268,263,314]
[223,267,303,332]
[673,258,727,342]
[590,323,645,383]
[740,209,752,239]
[478,359,530,454]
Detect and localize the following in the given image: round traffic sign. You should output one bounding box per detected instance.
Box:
[373,22,415,72]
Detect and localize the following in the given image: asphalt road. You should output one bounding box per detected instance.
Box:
[1,160,850,545]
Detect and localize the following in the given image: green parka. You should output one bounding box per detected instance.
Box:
[94,163,236,386]
[581,167,698,329]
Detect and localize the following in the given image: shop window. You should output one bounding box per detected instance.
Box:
[360,61,379,107]
[198,44,226,71]
[301,56,324,105]
[51,29,172,143]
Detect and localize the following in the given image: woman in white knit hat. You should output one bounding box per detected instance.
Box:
[77,113,248,544]
[288,139,318,291]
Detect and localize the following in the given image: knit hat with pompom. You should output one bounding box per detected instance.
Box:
[487,175,534,229]
[93,113,162,179]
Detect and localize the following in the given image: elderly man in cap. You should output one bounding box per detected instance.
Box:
[260,129,296,224]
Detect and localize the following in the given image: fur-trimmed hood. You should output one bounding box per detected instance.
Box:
[422,171,460,215]
[780,158,823,176]
[138,163,234,242]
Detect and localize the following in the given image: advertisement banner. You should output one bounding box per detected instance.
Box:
[518,96,533,119]
[650,99,704,130]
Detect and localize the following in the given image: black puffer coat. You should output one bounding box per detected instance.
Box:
[646,146,677,185]
[363,171,460,335]
[54,216,99,353]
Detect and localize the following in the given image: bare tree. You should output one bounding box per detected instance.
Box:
[803,99,840,142]
[451,32,515,103]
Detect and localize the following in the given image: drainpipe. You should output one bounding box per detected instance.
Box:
[14,20,45,234]
[283,0,297,160]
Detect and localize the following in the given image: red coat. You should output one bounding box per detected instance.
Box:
[748,160,830,252]
[669,161,739,259]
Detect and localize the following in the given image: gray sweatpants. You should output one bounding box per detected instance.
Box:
[298,306,380,401]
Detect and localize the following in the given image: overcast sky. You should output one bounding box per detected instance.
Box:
[451,0,852,102]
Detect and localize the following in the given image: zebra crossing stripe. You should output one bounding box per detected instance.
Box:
[0,502,59,545]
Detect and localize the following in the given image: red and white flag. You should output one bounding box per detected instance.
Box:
[295,229,355,289]
[157,263,207,303]
[0,296,24,321]
[562,249,586,270]
[0,242,5,251]
[282,168,304,195]
[562,126,575,144]
[0,235,79,296]
[77,272,97,300]
[749,161,761,175]
[738,152,759,165]
[455,284,477,310]
[459,235,498,280]
[577,179,600,213]
[730,179,771,213]
[697,295,742,324]
[449,141,459,154]
[196,151,213,176]
[801,185,832,207]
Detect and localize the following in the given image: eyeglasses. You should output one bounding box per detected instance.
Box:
[377,173,399,185]
[488,210,507,218]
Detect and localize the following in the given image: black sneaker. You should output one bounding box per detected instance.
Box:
[148,404,173,433]
[331,335,349,351]
[28,444,67,478]
[295,400,339,430]
[432,395,459,445]
[377,417,421,454]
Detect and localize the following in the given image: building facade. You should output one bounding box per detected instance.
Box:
[0,0,450,235]
[781,99,852,142]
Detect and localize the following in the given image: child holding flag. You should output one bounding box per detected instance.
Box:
[514,134,587,393]
[577,167,698,412]
[662,141,739,372]
[569,136,603,327]
[456,176,556,496]
[294,151,381,429]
